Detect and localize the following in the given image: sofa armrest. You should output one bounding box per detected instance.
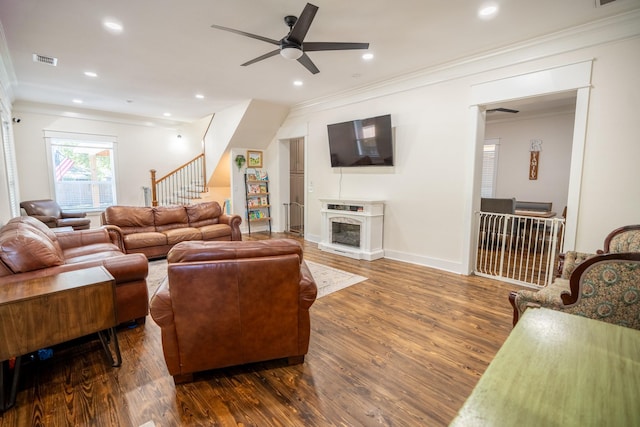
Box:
[56,228,112,250]
[218,213,243,241]
[559,251,594,279]
[508,279,570,326]
[102,225,126,252]
[299,260,318,309]
[101,253,148,283]
[149,278,183,375]
[60,211,87,219]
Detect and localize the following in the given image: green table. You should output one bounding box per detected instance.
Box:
[450,308,640,426]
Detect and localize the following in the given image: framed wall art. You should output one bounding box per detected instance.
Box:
[247,150,263,168]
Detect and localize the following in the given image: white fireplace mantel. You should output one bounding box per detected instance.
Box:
[319,198,384,261]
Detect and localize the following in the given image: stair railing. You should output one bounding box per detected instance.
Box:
[150,154,206,206]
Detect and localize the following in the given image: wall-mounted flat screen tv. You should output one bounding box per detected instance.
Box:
[327,114,393,167]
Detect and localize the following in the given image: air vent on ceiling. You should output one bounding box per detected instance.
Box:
[596,0,617,7]
[32,53,58,66]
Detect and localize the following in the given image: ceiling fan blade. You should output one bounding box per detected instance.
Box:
[211,24,280,45]
[288,3,319,45]
[297,53,320,74]
[241,49,281,66]
[487,107,520,113]
[303,42,370,51]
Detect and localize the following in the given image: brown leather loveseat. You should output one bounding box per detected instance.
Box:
[101,201,242,259]
[150,239,318,383]
[0,216,149,325]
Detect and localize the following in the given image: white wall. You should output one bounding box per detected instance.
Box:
[11,102,203,224]
[277,32,640,270]
[486,111,575,215]
[5,14,640,269]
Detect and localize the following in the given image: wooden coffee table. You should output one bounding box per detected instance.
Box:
[0,266,121,411]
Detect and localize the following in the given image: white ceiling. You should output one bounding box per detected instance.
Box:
[1,0,639,123]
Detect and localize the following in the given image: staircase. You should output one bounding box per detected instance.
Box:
[150,154,206,206]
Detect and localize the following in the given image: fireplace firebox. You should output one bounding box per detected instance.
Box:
[319,199,384,260]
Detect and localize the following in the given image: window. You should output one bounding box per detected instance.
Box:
[481,139,500,198]
[1,113,20,217]
[45,131,117,211]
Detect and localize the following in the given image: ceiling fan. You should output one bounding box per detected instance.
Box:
[487,107,520,114]
[210,3,370,74]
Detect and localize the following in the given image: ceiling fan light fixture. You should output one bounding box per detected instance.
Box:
[281,47,303,60]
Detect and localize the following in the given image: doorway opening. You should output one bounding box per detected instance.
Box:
[464,60,593,277]
[284,137,305,236]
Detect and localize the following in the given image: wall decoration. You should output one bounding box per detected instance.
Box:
[247,150,263,168]
[529,139,542,180]
[234,154,246,170]
[529,151,539,180]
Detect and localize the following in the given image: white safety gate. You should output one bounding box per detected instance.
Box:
[475,212,565,288]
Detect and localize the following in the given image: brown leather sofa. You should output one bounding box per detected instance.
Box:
[101,201,242,259]
[20,199,91,230]
[0,216,149,325]
[150,239,318,383]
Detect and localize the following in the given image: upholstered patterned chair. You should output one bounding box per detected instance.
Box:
[509,224,640,328]
[598,224,640,254]
[509,252,640,329]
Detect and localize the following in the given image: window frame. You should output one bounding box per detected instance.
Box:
[44,131,118,212]
[481,138,500,198]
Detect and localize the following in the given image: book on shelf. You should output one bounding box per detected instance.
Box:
[256,169,268,181]
[248,210,266,220]
[248,183,261,194]
[246,169,267,181]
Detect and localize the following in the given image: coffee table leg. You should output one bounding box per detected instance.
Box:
[98,328,122,367]
[1,357,21,412]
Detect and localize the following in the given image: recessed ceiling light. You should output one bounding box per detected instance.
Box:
[293,80,303,87]
[478,4,499,18]
[84,71,98,78]
[72,99,83,104]
[163,112,171,117]
[362,53,374,60]
[195,94,205,99]
[104,20,123,33]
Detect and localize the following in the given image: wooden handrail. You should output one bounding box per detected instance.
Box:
[154,153,205,184]
[150,153,206,206]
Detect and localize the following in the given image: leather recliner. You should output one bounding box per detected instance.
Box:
[150,239,318,383]
[20,199,91,230]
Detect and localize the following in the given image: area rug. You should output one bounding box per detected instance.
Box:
[305,260,367,298]
[146,259,366,299]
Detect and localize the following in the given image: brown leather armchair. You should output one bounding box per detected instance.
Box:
[150,239,318,383]
[20,199,91,230]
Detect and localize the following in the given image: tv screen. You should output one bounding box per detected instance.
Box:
[327,114,393,167]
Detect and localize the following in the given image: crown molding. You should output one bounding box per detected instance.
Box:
[12,100,184,130]
[288,9,640,118]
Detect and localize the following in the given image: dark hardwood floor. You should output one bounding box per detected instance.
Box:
[1,232,515,426]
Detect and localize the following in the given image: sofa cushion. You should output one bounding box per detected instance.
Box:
[0,227,65,273]
[63,243,124,261]
[163,227,202,245]
[103,206,156,234]
[199,224,233,240]
[186,202,222,228]
[154,206,189,232]
[8,216,64,254]
[124,232,168,250]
